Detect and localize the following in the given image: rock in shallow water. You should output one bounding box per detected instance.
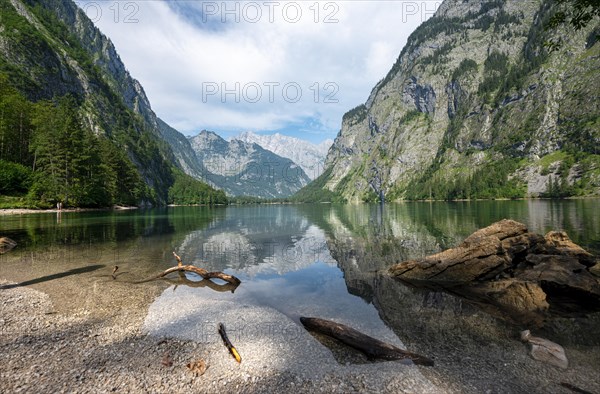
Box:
[388,219,600,323]
[520,330,568,369]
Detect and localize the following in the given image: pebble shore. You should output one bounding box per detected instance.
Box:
[0,280,442,393]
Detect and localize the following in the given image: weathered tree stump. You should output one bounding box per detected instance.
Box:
[300,317,434,366]
[388,219,600,323]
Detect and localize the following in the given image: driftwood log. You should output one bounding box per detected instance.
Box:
[300,317,434,366]
[135,252,241,287]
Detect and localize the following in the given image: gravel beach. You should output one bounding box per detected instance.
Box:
[0,278,442,393]
[3,273,600,394]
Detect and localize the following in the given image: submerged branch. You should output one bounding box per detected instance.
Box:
[300,317,434,366]
[132,251,241,287]
[162,275,239,293]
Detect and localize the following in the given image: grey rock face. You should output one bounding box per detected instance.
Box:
[445,80,465,119]
[156,119,207,180]
[235,132,332,181]
[320,0,600,201]
[189,131,311,198]
[404,77,436,114]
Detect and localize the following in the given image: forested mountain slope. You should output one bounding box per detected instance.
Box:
[0,0,225,207]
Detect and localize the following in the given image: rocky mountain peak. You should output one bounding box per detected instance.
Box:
[235,131,333,180]
[189,131,311,198]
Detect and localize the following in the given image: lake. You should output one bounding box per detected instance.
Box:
[1,200,599,392]
[1,200,599,325]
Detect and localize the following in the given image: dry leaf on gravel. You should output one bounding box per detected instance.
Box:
[186,359,207,376]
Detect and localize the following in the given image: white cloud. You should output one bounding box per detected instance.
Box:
[79,1,440,142]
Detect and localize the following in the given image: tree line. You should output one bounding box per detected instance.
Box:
[0,74,226,208]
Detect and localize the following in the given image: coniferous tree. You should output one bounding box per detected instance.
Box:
[0,75,33,165]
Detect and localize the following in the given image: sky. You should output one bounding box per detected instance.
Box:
[76,1,441,144]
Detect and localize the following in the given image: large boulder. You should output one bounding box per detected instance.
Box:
[388,220,600,323]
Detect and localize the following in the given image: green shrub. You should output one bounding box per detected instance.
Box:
[452,59,478,81]
[0,160,32,194]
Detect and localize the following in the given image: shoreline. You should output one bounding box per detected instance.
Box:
[3,276,599,394]
[1,247,599,394]
[0,206,137,216]
[2,196,600,216]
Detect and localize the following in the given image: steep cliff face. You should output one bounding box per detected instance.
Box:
[156,118,207,180]
[21,0,158,126]
[189,131,311,198]
[321,0,600,202]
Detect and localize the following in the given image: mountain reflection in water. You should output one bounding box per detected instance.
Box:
[141,201,600,352]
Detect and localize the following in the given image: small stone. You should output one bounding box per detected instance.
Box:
[521,330,568,369]
[186,359,207,376]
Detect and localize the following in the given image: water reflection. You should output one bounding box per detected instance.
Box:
[0,207,222,317]
[0,207,220,251]
[314,201,600,346]
[2,201,598,391]
[161,274,239,293]
[175,205,333,276]
[2,201,599,342]
[145,205,404,348]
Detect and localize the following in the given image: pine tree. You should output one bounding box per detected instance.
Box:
[0,75,33,165]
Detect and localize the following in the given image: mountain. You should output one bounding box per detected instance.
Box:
[156,118,207,180]
[189,131,311,198]
[304,0,600,202]
[0,0,224,206]
[235,132,333,180]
